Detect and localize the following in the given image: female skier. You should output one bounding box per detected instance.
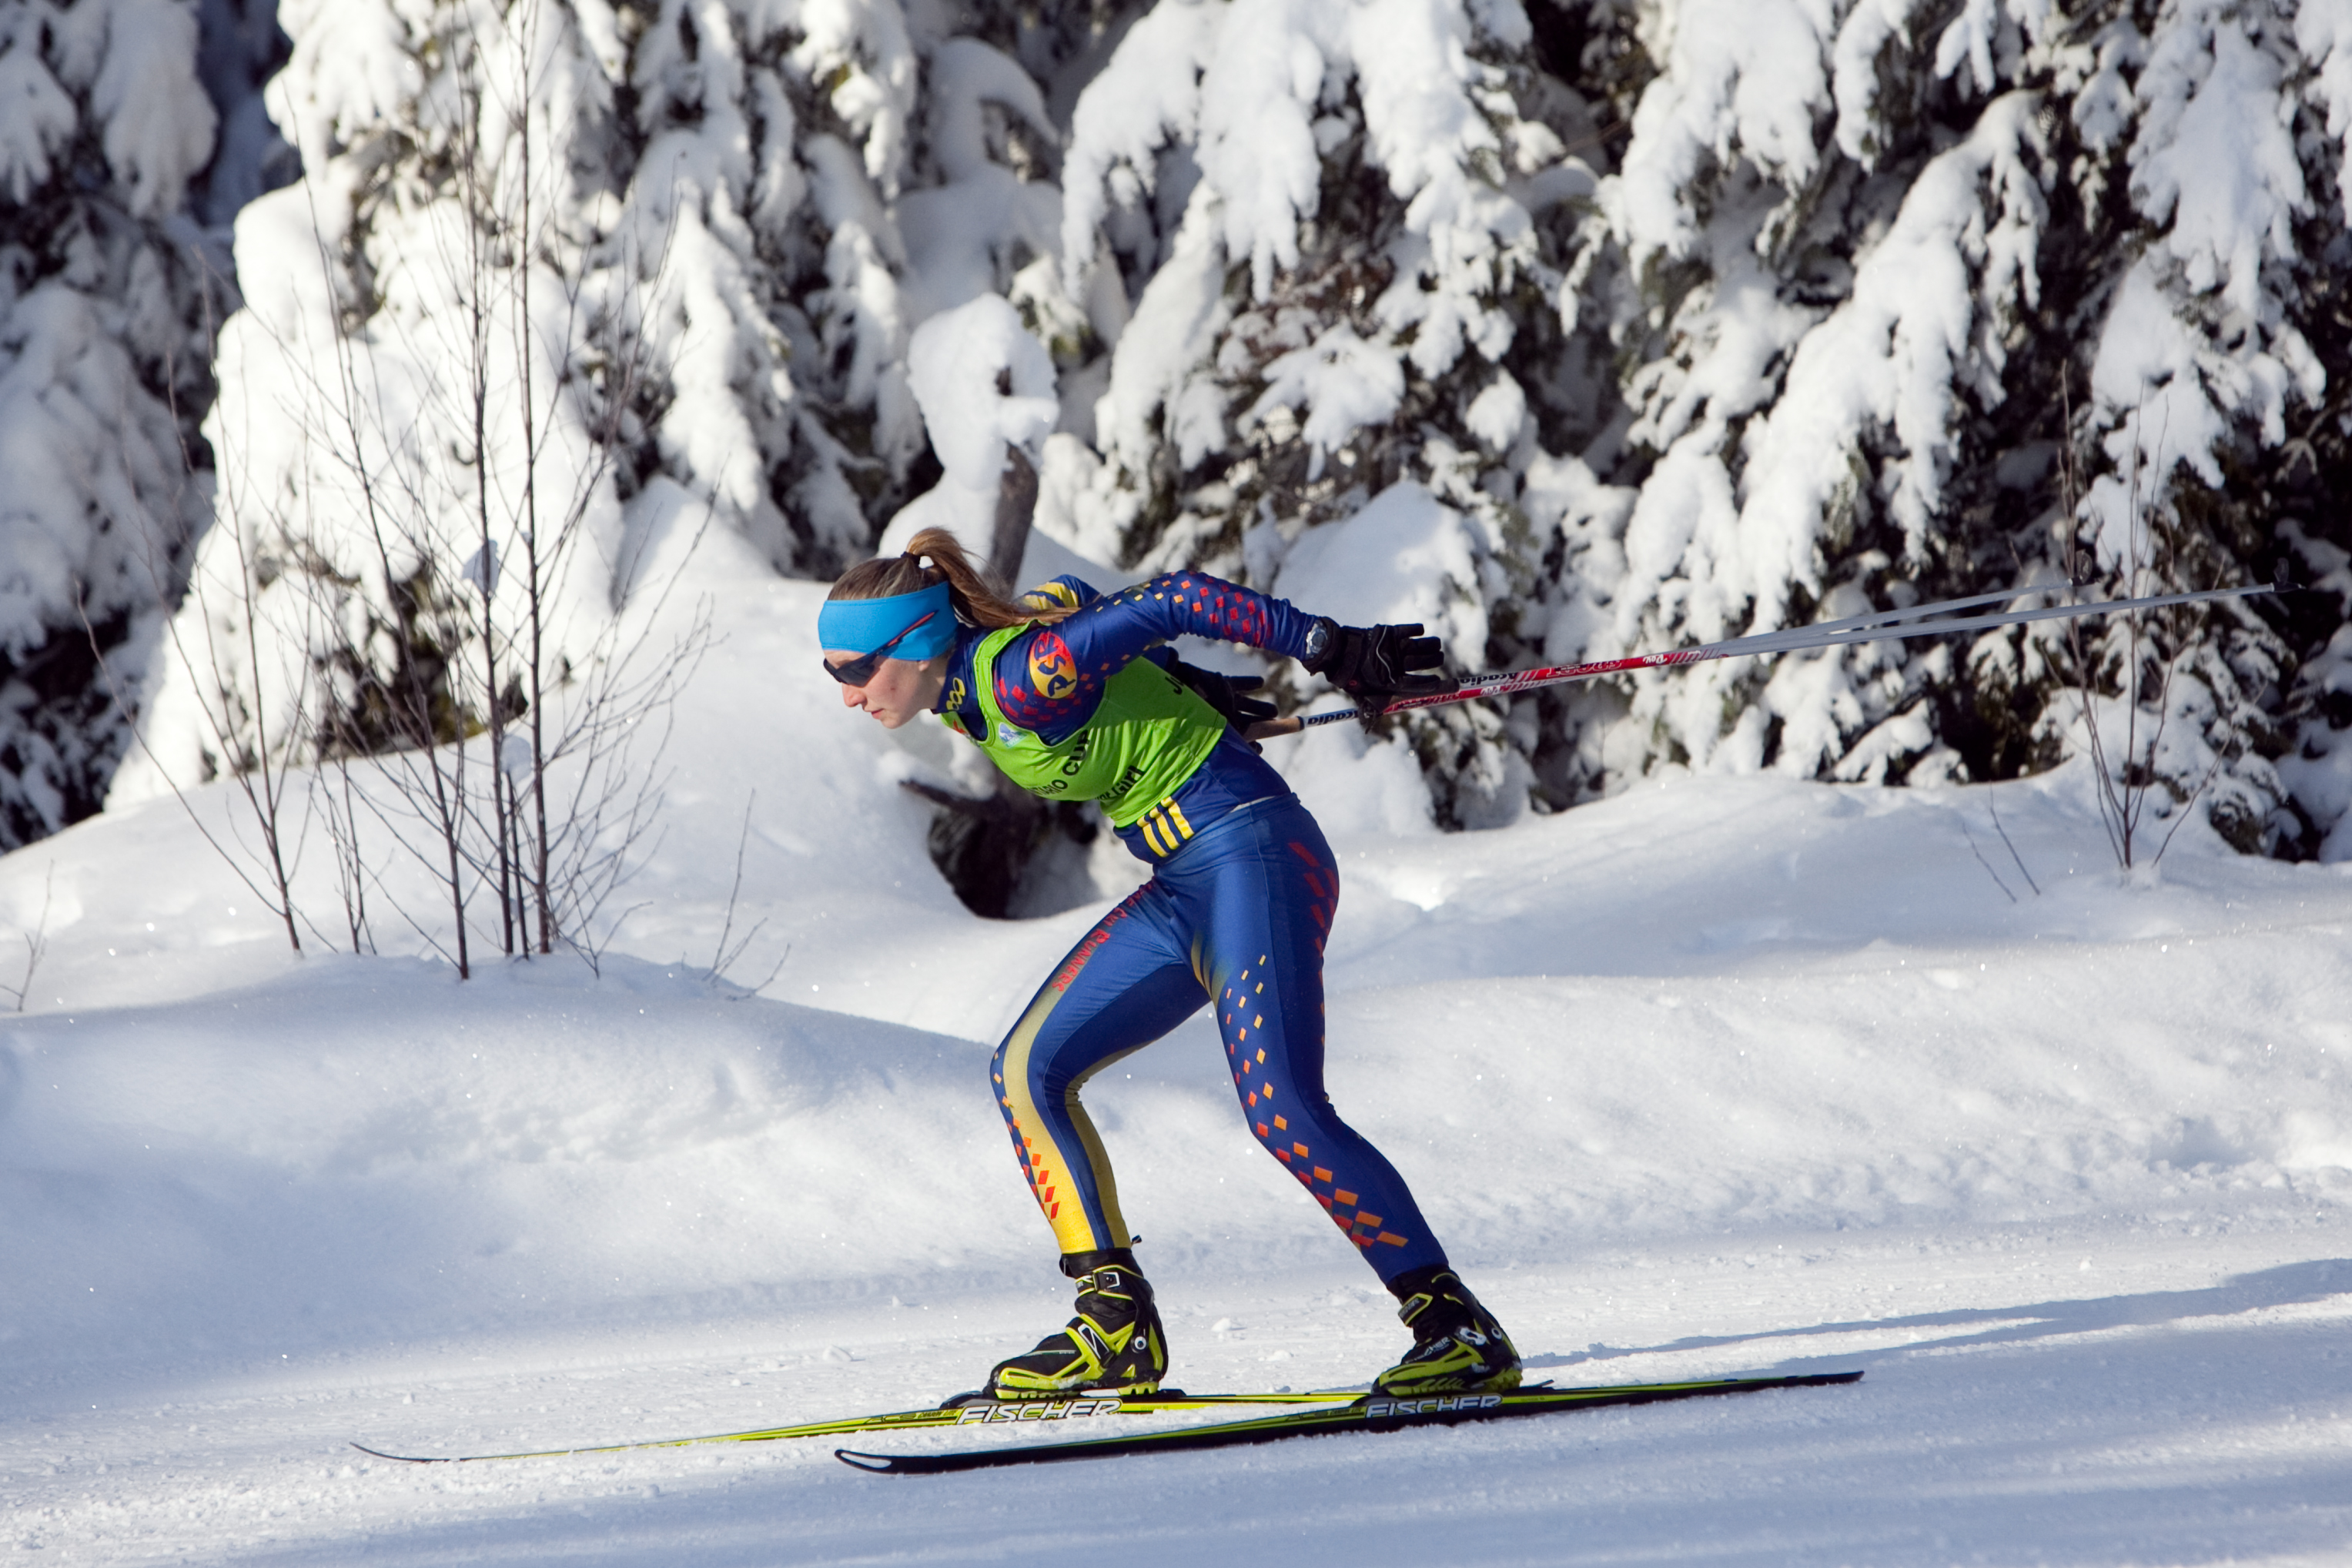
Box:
[819,527,1519,1400]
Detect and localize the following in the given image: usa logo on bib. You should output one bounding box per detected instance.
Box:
[1026,633,1078,701]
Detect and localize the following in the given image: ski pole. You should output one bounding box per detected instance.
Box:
[1245,574,2293,741]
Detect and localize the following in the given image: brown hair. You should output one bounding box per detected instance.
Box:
[827,527,1075,629]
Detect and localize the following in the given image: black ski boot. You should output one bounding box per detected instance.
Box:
[983,1249,1169,1399]
[1373,1266,1521,1396]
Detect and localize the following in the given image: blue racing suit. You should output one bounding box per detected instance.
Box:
[938,572,1450,1283]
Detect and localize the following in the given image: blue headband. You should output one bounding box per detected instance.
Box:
[817,581,957,659]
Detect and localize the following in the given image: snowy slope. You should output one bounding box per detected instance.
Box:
[4,567,2351,1563]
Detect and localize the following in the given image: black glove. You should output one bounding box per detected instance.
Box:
[1166,657,1278,731]
[1300,619,1457,702]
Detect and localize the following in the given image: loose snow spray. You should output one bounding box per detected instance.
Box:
[1253,577,2297,738]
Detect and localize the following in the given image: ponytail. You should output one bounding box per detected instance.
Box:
[827,527,1076,629]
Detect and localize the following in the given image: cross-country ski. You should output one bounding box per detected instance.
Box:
[350,1389,1355,1464]
[835,1373,1865,1474]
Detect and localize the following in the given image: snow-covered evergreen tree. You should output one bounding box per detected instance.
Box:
[12,0,2339,871]
[0,0,220,850]
[1557,0,2350,857]
[1039,0,2350,858]
[1039,0,1607,827]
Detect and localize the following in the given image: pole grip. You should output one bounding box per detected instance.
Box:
[1243,716,1304,742]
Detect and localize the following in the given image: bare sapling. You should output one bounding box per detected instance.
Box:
[463,0,708,969]
[1,864,55,1011]
[233,0,701,978]
[2055,386,2243,871]
[706,791,788,994]
[1991,801,2040,894]
[318,747,375,954]
[1959,814,2018,903]
[1959,801,2043,904]
[304,316,483,976]
[524,580,715,975]
[83,0,710,981]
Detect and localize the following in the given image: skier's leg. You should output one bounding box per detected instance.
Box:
[981,880,1203,1396]
[989,878,1203,1255]
[1173,795,1520,1396]
[1170,797,1447,1281]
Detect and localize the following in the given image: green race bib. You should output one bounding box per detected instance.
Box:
[962,622,1227,831]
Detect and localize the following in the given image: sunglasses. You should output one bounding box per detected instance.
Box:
[822,610,939,686]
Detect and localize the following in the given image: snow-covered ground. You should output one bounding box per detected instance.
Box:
[5,572,2352,1564]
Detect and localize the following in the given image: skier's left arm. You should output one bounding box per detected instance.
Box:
[995,571,1453,741]
[989,572,1314,741]
[1066,574,1457,704]
[1053,572,1326,670]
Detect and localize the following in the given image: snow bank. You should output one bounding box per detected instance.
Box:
[0,957,1019,1369]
